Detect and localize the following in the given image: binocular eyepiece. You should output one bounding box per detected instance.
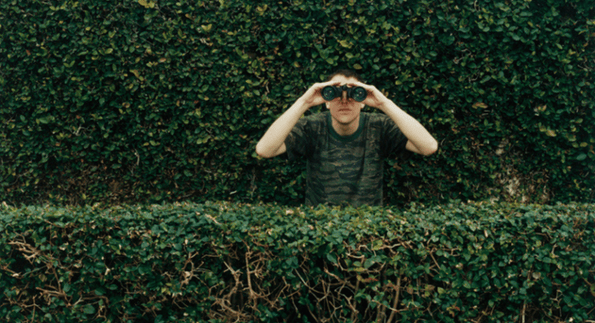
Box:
[321,85,367,102]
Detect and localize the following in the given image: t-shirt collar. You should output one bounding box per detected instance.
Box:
[326,111,365,142]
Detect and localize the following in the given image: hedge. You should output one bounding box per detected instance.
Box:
[1,0,594,206]
[1,201,594,322]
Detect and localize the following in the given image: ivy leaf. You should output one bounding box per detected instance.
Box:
[83,304,95,315]
[339,40,353,49]
[138,0,151,8]
[326,253,337,264]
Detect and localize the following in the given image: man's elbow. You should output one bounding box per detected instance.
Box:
[255,145,268,158]
[422,140,438,156]
[255,144,273,159]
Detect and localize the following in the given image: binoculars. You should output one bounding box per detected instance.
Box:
[321,85,367,102]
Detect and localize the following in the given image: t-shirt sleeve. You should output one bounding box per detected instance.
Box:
[284,117,311,161]
[381,116,411,160]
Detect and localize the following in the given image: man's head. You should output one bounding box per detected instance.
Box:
[326,69,364,83]
[325,70,366,129]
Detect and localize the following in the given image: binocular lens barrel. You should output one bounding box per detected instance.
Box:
[321,86,338,101]
[351,87,367,102]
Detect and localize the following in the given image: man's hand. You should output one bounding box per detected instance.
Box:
[299,80,342,107]
[347,81,392,111]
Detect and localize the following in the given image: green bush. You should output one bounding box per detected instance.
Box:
[1,0,594,206]
[1,202,594,322]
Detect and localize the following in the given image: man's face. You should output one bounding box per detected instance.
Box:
[325,75,365,127]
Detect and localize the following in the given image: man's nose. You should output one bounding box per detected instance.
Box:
[341,90,347,101]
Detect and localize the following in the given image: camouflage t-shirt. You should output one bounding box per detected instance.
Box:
[285,111,408,206]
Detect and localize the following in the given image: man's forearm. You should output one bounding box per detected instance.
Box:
[379,100,438,156]
[255,98,310,158]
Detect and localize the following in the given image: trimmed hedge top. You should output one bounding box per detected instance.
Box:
[1,201,594,321]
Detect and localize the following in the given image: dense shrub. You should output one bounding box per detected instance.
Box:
[1,0,594,206]
[1,202,594,322]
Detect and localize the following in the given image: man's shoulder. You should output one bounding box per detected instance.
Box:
[295,111,328,131]
[362,112,395,132]
[286,111,328,159]
[363,111,391,123]
[288,111,328,142]
[301,111,329,122]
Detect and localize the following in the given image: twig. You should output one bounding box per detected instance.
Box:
[387,277,402,323]
[428,250,442,271]
[350,277,360,322]
[521,302,526,323]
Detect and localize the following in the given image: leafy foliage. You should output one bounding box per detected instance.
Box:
[1,201,594,322]
[0,0,594,206]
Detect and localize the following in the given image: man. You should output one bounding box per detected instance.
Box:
[256,69,438,206]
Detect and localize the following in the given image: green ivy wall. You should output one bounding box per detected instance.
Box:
[1,0,594,205]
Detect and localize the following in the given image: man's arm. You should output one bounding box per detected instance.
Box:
[382,101,438,156]
[255,98,309,158]
[354,82,438,156]
[255,81,336,158]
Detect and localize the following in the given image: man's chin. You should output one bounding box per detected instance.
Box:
[332,115,358,125]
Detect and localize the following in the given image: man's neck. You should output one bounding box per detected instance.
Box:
[331,114,361,137]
